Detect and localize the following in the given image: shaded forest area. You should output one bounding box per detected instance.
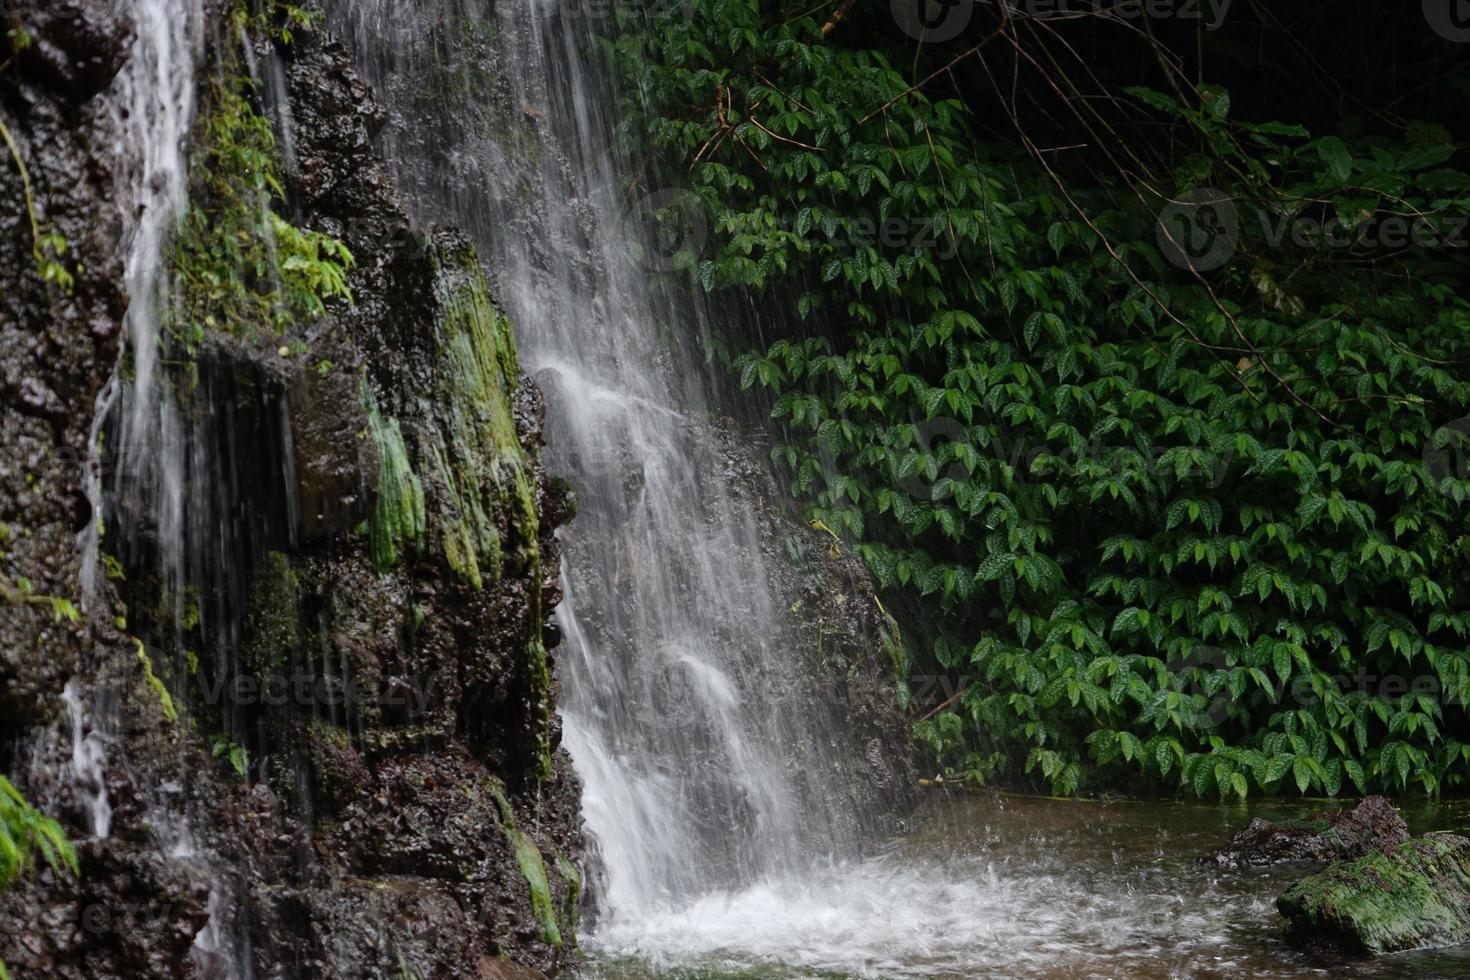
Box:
[611,0,1470,798]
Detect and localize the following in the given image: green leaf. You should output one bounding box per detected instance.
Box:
[1315,136,1353,181]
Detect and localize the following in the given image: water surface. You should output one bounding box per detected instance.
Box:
[574,792,1470,979]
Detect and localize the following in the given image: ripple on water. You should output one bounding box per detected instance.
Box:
[574,794,1470,980]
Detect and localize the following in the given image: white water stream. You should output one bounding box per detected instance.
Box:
[330,0,867,931]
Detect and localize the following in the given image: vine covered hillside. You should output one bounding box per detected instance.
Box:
[613,0,1470,799]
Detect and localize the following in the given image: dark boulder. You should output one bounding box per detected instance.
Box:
[1206,796,1409,868]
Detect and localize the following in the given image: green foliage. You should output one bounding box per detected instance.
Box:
[211,736,249,778]
[617,1,1470,799]
[0,775,78,891]
[171,7,353,347]
[0,573,82,624]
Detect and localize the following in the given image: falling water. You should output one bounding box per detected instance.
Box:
[329,0,877,930]
[65,0,203,840]
[97,0,203,599]
[60,680,111,838]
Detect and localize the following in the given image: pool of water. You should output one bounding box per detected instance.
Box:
[572,792,1470,979]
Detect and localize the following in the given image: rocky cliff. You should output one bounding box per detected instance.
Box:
[1,3,582,975]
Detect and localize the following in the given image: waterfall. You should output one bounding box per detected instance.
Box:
[328,0,885,931]
[61,0,203,844]
[92,0,203,602]
[60,680,111,838]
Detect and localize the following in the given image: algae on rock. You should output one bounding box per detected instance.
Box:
[425,243,534,591]
[487,777,566,946]
[1278,832,1470,953]
[363,384,426,571]
[242,550,302,679]
[417,241,554,780]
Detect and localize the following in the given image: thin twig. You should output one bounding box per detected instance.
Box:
[857,8,1011,125]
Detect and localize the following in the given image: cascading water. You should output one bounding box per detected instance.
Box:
[95,0,203,603]
[328,0,889,935]
[54,0,202,853]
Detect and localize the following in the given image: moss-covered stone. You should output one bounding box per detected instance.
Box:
[486,777,563,947]
[133,638,177,724]
[363,384,426,571]
[1278,832,1470,953]
[419,242,553,780]
[0,5,584,977]
[553,851,582,944]
[426,243,532,591]
[304,718,368,814]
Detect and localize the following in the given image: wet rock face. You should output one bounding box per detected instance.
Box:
[14,0,134,98]
[2,3,583,978]
[1206,796,1409,869]
[0,0,131,733]
[707,419,917,841]
[1278,832,1470,954]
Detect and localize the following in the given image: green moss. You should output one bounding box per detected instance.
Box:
[134,638,177,723]
[554,851,582,944]
[242,551,301,677]
[1278,834,1470,952]
[427,245,528,590]
[425,244,553,780]
[485,778,563,946]
[509,823,562,947]
[305,719,359,807]
[364,384,426,571]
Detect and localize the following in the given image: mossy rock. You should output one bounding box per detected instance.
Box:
[1278,832,1470,953]
[304,718,369,814]
[488,775,567,946]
